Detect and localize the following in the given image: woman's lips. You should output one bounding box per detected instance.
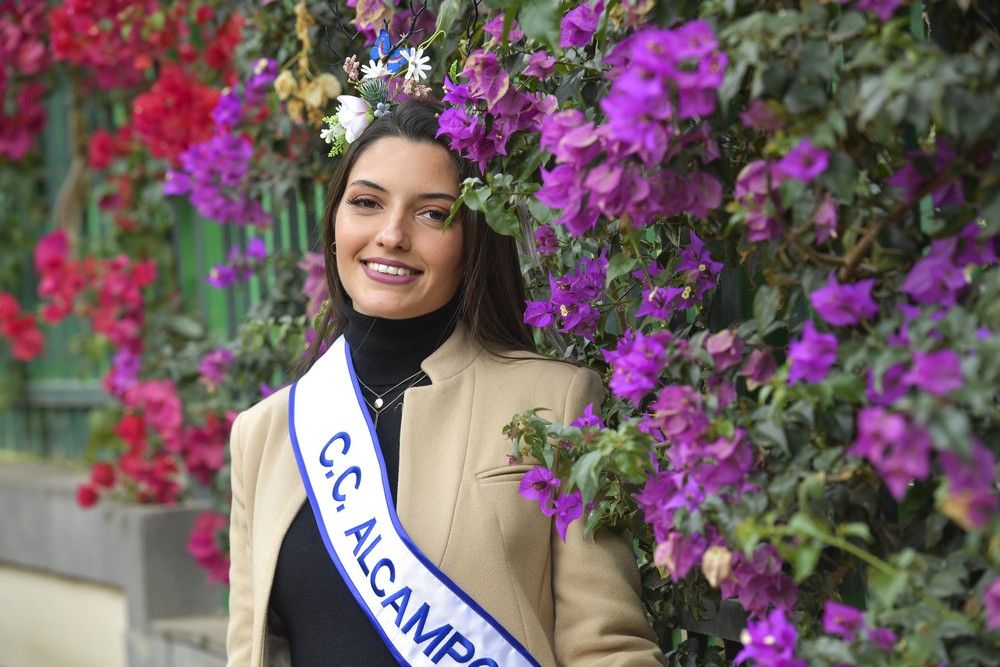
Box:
[361,260,421,285]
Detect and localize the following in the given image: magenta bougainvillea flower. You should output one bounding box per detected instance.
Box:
[775,138,829,183]
[481,13,524,43]
[886,139,964,207]
[938,440,998,531]
[985,578,1000,630]
[740,348,777,390]
[705,329,744,371]
[636,284,684,321]
[198,348,234,390]
[560,1,602,48]
[523,255,606,339]
[905,349,964,396]
[650,385,709,447]
[571,403,605,429]
[519,467,561,514]
[866,363,908,406]
[721,544,798,618]
[655,530,707,581]
[900,238,968,306]
[787,321,838,383]
[740,99,783,131]
[532,224,558,255]
[812,193,838,242]
[735,608,805,666]
[553,490,583,541]
[603,329,671,403]
[866,626,898,652]
[523,51,556,79]
[809,273,878,327]
[822,601,865,641]
[848,407,931,499]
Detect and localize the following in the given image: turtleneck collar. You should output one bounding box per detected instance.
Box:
[342,292,461,386]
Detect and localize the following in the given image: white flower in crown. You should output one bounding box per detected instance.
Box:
[319,125,337,144]
[361,59,389,80]
[336,95,372,143]
[401,47,431,82]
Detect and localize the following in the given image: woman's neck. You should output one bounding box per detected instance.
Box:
[341,294,461,385]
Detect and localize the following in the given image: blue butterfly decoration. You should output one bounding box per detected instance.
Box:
[369,29,406,74]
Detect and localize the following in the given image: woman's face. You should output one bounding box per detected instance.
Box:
[335,137,464,320]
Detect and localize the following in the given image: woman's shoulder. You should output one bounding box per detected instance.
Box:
[472,349,603,402]
[233,384,292,439]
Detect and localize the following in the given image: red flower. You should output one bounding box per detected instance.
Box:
[132,66,219,164]
[90,462,116,489]
[187,511,230,585]
[1,313,44,361]
[76,483,99,508]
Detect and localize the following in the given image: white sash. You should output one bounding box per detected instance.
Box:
[288,336,538,667]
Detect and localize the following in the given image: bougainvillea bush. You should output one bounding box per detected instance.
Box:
[3,0,1000,664]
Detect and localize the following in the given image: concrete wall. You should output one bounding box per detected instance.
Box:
[0,564,127,667]
[0,461,226,666]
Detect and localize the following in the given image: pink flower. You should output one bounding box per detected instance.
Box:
[705,329,743,371]
[187,511,230,585]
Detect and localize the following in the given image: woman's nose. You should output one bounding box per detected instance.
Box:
[375,208,409,250]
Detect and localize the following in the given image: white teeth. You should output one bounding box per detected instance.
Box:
[367,262,416,276]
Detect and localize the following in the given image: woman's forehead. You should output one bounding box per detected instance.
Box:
[348,137,459,195]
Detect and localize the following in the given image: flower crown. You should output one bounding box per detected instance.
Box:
[321,27,435,157]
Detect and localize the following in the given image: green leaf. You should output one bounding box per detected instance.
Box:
[167,315,204,339]
[518,0,561,51]
[753,285,780,332]
[435,0,463,34]
[605,254,638,287]
[526,197,557,224]
[571,450,604,503]
[483,198,521,238]
[869,565,909,608]
[463,186,490,212]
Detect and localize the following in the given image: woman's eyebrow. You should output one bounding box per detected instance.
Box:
[349,179,456,202]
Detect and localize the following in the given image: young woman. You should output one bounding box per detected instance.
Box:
[226,100,664,666]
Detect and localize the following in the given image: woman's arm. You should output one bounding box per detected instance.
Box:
[551,367,665,666]
[226,412,255,666]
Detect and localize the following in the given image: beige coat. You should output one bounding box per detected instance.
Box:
[226,324,664,666]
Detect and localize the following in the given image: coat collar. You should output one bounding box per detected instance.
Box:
[419,321,481,383]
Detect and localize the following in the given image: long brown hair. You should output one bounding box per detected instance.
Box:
[303,99,535,368]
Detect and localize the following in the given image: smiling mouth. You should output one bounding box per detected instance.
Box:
[363,260,421,277]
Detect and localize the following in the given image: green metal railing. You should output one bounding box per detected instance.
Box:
[0,91,324,458]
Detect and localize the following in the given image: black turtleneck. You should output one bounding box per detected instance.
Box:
[270,295,460,666]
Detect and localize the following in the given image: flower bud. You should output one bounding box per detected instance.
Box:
[701,545,733,588]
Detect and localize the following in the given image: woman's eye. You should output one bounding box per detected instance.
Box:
[420,209,448,225]
[347,196,378,209]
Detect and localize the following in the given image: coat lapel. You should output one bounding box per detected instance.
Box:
[396,323,481,566]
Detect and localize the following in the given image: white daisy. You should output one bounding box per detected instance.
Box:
[402,47,431,82]
[360,59,388,80]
